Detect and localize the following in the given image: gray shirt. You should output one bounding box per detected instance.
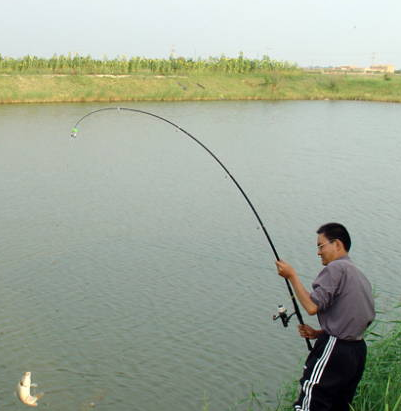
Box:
[310,255,375,340]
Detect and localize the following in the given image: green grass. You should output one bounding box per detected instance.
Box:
[351,322,401,411]
[1,71,401,104]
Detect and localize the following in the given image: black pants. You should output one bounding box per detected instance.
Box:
[294,334,367,411]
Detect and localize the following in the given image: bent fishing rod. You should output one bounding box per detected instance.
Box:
[71,107,312,351]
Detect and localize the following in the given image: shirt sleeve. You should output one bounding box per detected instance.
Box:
[310,264,343,311]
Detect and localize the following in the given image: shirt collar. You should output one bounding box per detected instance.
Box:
[334,254,350,262]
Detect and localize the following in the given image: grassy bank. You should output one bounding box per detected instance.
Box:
[1,71,401,104]
[226,322,401,411]
[350,322,401,411]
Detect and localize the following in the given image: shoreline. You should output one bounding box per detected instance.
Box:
[1,72,401,104]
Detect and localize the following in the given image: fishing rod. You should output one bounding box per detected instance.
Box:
[71,107,312,351]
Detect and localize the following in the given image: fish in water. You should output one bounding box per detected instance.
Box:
[16,372,44,407]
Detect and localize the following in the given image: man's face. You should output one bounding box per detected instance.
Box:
[317,233,338,266]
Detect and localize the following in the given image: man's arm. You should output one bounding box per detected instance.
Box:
[276,260,319,315]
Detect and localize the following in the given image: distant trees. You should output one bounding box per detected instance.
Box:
[0,53,297,75]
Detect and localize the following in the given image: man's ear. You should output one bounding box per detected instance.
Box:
[334,239,345,252]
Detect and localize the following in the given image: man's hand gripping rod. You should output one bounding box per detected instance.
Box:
[258,224,312,351]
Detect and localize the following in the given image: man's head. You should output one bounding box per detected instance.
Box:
[316,223,351,265]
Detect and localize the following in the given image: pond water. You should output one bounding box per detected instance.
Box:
[0,100,400,410]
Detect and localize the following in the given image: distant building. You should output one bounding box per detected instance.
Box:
[316,64,396,74]
[366,65,395,73]
[334,65,365,73]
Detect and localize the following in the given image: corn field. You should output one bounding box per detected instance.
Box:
[0,53,297,75]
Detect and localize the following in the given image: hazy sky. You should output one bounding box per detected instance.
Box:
[1,0,400,68]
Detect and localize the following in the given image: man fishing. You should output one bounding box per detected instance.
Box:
[276,222,375,411]
[71,110,373,410]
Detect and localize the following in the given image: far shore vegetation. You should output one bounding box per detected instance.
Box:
[1,53,401,104]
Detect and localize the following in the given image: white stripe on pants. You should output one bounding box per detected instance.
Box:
[300,336,337,411]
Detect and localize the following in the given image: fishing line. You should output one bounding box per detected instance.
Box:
[71,106,312,351]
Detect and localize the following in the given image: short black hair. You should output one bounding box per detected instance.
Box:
[316,222,351,252]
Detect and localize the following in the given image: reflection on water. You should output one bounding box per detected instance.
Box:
[0,101,400,410]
